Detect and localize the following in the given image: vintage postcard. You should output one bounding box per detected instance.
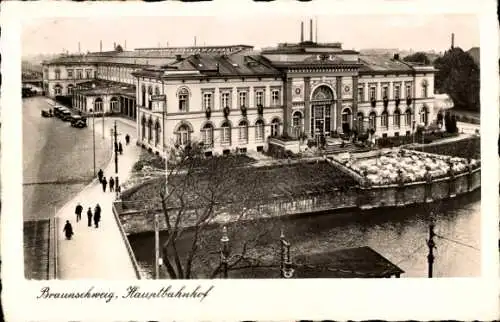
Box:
[1,0,499,320]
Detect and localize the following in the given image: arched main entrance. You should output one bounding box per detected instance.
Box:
[310,85,334,138]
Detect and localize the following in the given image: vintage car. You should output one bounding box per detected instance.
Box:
[60,110,73,121]
[53,106,64,118]
[70,115,87,128]
[41,109,53,117]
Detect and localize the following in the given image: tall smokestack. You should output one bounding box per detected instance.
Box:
[309,19,313,41]
[124,40,127,50]
[113,42,116,50]
[78,42,81,53]
[300,21,304,43]
[100,40,102,52]
[451,33,455,49]
[315,18,318,43]
[194,36,197,47]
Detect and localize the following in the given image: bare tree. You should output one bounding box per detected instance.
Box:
[156,143,283,279]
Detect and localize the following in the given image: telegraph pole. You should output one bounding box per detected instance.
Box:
[427,223,436,278]
[154,211,160,279]
[114,120,118,174]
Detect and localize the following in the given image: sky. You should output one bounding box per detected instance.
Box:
[21,14,479,57]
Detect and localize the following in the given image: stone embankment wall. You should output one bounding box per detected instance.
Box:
[116,166,480,236]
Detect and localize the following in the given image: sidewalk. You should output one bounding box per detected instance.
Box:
[56,117,140,279]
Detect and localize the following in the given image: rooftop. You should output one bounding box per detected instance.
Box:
[359,55,414,72]
[76,79,135,97]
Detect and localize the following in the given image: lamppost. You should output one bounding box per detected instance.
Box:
[89,108,96,177]
[220,226,230,279]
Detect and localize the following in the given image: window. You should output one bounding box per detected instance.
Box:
[203,93,212,111]
[110,97,119,112]
[86,69,92,79]
[94,98,103,112]
[381,110,388,128]
[292,111,303,137]
[221,121,231,145]
[176,124,190,146]
[201,123,214,147]
[420,106,428,125]
[369,86,376,100]
[394,85,401,99]
[369,112,377,130]
[155,86,161,96]
[358,87,364,102]
[255,90,264,107]
[357,112,364,132]
[382,86,389,99]
[270,118,280,137]
[394,109,401,128]
[54,85,62,95]
[342,108,351,124]
[77,69,83,79]
[179,88,189,112]
[55,70,61,80]
[141,116,146,140]
[147,118,153,143]
[421,82,428,98]
[141,85,146,107]
[271,90,280,106]
[239,120,248,143]
[155,121,161,147]
[94,71,97,79]
[67,69,74,79]
[239,91,247,108]
[406,84,412,98]
[148,86,153,110]
[221,92,230,109]
[405,110,412,126]
[255,119,264,141]
[67,84,74,95]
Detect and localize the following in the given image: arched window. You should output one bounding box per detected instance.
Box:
[238,120,248,143]
[147,117,153,142]
[201,123,214,147]
[54,84,62,96]
[141,115,146,140]
[176,124,191,146]
[369,112,377,130]
[393,108,401,128]
[420,105,428,125]
[155,86,161,96]
[357,112,364,132]
[292,111,303,138]
[270,118,280,137]
[405,109,412,126]
[255,119,264,142]
[67,84,74,95]
[148,86,153,110]
[94,97,103,112]
[110,97,119,113]
[141,85,146,107]
[221,121,231,145]
[341,108,352,133]
[178,88,189,112]
[381,110,388,128]
[155,120,161,147]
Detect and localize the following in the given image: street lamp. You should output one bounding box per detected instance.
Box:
[220,226,230,279]
[89,108,96,177]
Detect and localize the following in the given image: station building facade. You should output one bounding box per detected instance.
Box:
[132,41,437,156]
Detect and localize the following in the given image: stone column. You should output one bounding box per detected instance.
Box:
[304,77,311,137]
[336,76,343,133]
[283,77,293,137]
[352,76,359,130]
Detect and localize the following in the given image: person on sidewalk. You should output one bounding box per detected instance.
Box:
[63,220,74,240]
[75,203,83,223]
[102,176,107,192]
[87,207,93,227]
[118,142,123,155]
[109,176,115,192]
[94,204,101,228]
[98,169,104,183]
[125,134,130,145]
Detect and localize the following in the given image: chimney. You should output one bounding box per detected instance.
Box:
[451,33,455,49]
[300,21,304,43]
[100,40,102,52]
[393,53,400,60]
[309,19,313,41]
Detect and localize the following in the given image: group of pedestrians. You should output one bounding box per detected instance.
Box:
[97,169,120,193]
[63,202,102,240]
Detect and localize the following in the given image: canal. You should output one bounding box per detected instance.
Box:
[128,189,480,278]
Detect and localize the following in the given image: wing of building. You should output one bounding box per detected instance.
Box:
[42,26,438,156]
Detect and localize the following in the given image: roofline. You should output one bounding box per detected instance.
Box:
[134,45,254,50]
[131,70,282,80]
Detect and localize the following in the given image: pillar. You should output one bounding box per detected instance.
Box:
[335,76,342,133]
[283,78,293,137]
[304,77,311,137]
[352,76,359,130]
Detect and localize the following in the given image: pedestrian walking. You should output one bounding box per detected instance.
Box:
[75,202,83,223]
[63,220,74,240]
[102,176,107,192]
[125,134,130,145]
[87,207,93,227]
[98,169,104,183]
[109,176,115,192]
[118,142,123,155]
[94,204,101,228]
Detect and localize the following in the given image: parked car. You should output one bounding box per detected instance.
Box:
[41,109,53,117]
[53,106,63,118]
[61,110,72,121]
[70,115,87,128]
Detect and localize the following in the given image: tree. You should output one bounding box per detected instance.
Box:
[433,47,480,111]
[403,52,431,65]
[115,44,124,52]
[145,144,285,279]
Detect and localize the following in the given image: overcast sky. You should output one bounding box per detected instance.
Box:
[22,14,479,57]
